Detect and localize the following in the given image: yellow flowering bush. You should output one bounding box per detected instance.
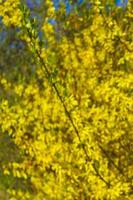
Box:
[0,0,22,27]
[0,0,132,199]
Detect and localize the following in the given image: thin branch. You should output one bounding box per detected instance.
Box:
[20,4,111,186]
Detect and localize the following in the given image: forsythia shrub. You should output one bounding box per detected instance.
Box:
[0,0,133,199]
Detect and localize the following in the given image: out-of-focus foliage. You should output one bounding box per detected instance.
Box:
[0,0,133,199]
